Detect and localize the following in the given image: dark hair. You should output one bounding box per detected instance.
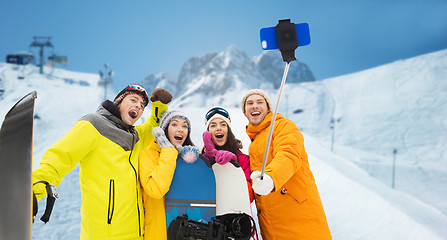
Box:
[164,124,194,147]
[215,127,239,155]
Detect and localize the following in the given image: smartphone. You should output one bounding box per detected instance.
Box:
[260,23,310,50]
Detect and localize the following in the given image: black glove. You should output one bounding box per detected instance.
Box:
[33,192,38,223]
[150,88,172,104]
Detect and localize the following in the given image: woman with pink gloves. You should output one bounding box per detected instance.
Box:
[201,107,254,202]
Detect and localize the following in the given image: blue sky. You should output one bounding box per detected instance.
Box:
[1,0,447,92]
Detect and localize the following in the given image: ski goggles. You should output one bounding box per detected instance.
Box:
[128,84,147,94]
[125,84,149,106]
[205,107,230,121]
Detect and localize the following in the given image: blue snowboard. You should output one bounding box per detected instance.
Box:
[165,154,216,229]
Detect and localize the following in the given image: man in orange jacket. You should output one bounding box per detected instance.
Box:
[242,89,332,240]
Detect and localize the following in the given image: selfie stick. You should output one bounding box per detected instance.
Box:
[260,19,298,180]
[260,62,290,179]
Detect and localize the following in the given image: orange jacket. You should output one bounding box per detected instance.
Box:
[246,112,332,240]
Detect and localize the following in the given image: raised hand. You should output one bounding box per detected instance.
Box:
[152,127,174,149]
[202,131,218,157]
[150,88,172,104]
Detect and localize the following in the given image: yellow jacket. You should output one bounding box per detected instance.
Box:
[32,100,167,240]
[246,112,332,240]
[139,142,178,240]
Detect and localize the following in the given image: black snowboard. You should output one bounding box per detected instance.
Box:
[0,91,37,239]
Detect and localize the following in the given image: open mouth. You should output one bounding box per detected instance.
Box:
[174,135,183,141]
[251,111,261,116]
[215,133,224,139]
[129,110,138,119]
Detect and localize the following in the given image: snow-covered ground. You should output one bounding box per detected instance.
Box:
[0,49,446,239]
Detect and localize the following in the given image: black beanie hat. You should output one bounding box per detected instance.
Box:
[114,84,149,107]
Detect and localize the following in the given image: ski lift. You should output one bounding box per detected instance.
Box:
[29,36,54,74]
[6,52,35,65]
[48,54,68,65]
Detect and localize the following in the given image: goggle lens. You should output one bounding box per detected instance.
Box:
[205,107,229,121]
[128,84,146,92]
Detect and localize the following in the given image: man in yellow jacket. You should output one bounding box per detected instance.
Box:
[242,89,332,240]
[32,84,172,240]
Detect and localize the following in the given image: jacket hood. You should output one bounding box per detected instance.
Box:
[99,100,134,131]
[78,101,139,150]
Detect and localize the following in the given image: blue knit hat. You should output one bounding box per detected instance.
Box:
[160,110,191,133]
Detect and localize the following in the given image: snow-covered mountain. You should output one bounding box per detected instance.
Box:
[279,49,447,217]
[0,48,446,239]
[140,45,315,107]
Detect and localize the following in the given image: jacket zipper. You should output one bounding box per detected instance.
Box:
[128,133,142,236]
[107,179,115,224]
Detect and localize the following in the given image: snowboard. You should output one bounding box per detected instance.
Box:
[213,159,257,239]
[166,155,256,240]
[165,154,216,229]
[0,91,37,240]
[212,159,252,216]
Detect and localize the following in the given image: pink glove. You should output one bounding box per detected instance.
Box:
[202,131,236,165]
[202,131,218,157]
[215,150,237,165]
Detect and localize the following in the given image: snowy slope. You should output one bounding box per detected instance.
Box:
[0,63,105,239]
[278,49,447,216]
[0,63,109,164]
[0,49,446,239]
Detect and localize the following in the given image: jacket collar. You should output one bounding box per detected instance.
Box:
[246,112,284,140]
[99,100,134,131]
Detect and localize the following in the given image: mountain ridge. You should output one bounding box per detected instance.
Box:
[139,45,315,107]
